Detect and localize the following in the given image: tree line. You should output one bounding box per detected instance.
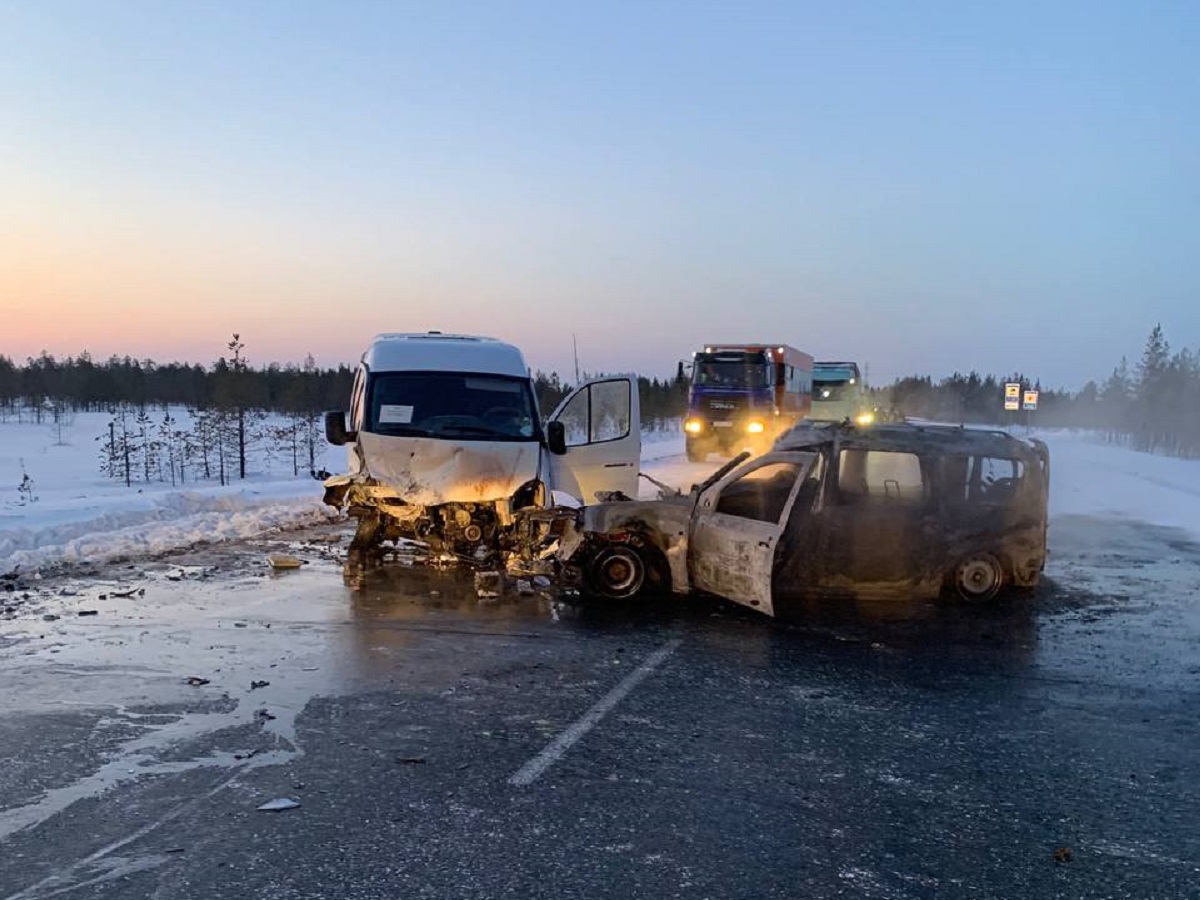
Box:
[0,347,691,426]
[880,324,1200,458]
[0,347,354,415]
[5,325,1197,482]
[1,337,693,491]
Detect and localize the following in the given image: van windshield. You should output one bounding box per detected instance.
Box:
[365,372,539,441]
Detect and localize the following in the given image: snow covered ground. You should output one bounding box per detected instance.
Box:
[1,411,344,574]
[4,414,1200,575]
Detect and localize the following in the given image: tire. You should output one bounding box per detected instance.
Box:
[585,544,648,600]
[953,553,1005,602]
[685,441,707,464]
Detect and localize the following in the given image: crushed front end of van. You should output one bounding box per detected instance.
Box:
[323,333,642,569]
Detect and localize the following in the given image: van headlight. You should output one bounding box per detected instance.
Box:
[746,420,766,434]
[684,418,705,435]
[855,411,875,426]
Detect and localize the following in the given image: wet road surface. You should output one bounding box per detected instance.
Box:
[1,517,1198,899]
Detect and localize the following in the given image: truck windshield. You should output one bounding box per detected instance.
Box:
[815,381,853,401]
[695,362,770,389]
[365,372,539,441]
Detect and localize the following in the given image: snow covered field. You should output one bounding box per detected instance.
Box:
[1,411,345,573]
[3,414,1200,575]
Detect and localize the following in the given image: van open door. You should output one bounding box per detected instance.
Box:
[547,376,641,503]
[688,452,816,616]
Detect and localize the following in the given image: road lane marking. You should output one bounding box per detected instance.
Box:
[507,638,682,787]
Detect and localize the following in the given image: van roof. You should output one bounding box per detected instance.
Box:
[363,333,529,377]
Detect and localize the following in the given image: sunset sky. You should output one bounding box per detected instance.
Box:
[3,1,1198,387]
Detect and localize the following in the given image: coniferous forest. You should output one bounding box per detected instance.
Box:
[2,324,1198,492]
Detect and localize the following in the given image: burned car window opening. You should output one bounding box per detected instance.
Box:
[365,372,538,441]
[965,456,1026,503]
[715,461,804,524]
[836,450,927,506]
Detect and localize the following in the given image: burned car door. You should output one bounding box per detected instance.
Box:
[547,376,642,503]
[688,452,816,616]
[816,447,940,597]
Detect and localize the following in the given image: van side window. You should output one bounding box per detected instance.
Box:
[837,450,926,505]
[965,456,1025,503]
[555,380,631,447]
[716,462,803,524]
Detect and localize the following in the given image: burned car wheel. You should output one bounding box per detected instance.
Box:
[585,545,648,600]
[954,553,1005,602]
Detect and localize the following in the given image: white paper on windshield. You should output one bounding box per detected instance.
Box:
[378,404,414,425]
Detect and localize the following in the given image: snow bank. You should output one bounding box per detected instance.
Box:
[1,411,343,573]
[1039,430,1200,540]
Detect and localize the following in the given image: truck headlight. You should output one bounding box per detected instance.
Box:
[684,418,704,434]
[855,411,875,426]
[746,420,766,434]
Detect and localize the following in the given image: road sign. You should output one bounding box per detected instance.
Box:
[1004,382,1021,411]
[1023,390,1039,411]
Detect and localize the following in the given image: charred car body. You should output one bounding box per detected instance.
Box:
[556,422,1049,613]
[323,333,641,564]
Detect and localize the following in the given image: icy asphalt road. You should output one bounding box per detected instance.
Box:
[1,515,1199,896]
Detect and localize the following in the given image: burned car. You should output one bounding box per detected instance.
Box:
[556,422,1050,613]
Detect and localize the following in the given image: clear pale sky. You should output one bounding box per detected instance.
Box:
[2,1,1197,387]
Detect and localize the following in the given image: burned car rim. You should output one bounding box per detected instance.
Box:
[587,546,647,600]
[954,554,1004,601]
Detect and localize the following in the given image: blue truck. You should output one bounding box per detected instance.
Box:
[683,344,814,461]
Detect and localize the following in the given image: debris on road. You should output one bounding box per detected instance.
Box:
[109,587,144,598]
[395,756,426,765]
[267,554,303,571]
[256,708,276,721]
[185,676,211,686]
[474,571,505,599]
[256,798,301,812]
[1054,847,1074,864]
[250,680,270,690]
[77,610,99,617]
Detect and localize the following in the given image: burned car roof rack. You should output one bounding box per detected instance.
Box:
[776,420,1042,457]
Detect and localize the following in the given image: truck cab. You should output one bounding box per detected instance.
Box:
[683,344,813,461]
[811,361,874,425]
[323,333,640,564]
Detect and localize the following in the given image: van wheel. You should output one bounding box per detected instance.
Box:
[954,553,1004,602]
[585,545,648,600]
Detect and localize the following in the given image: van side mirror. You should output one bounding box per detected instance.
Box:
[546,420,567,455]
[325,410,357,446]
